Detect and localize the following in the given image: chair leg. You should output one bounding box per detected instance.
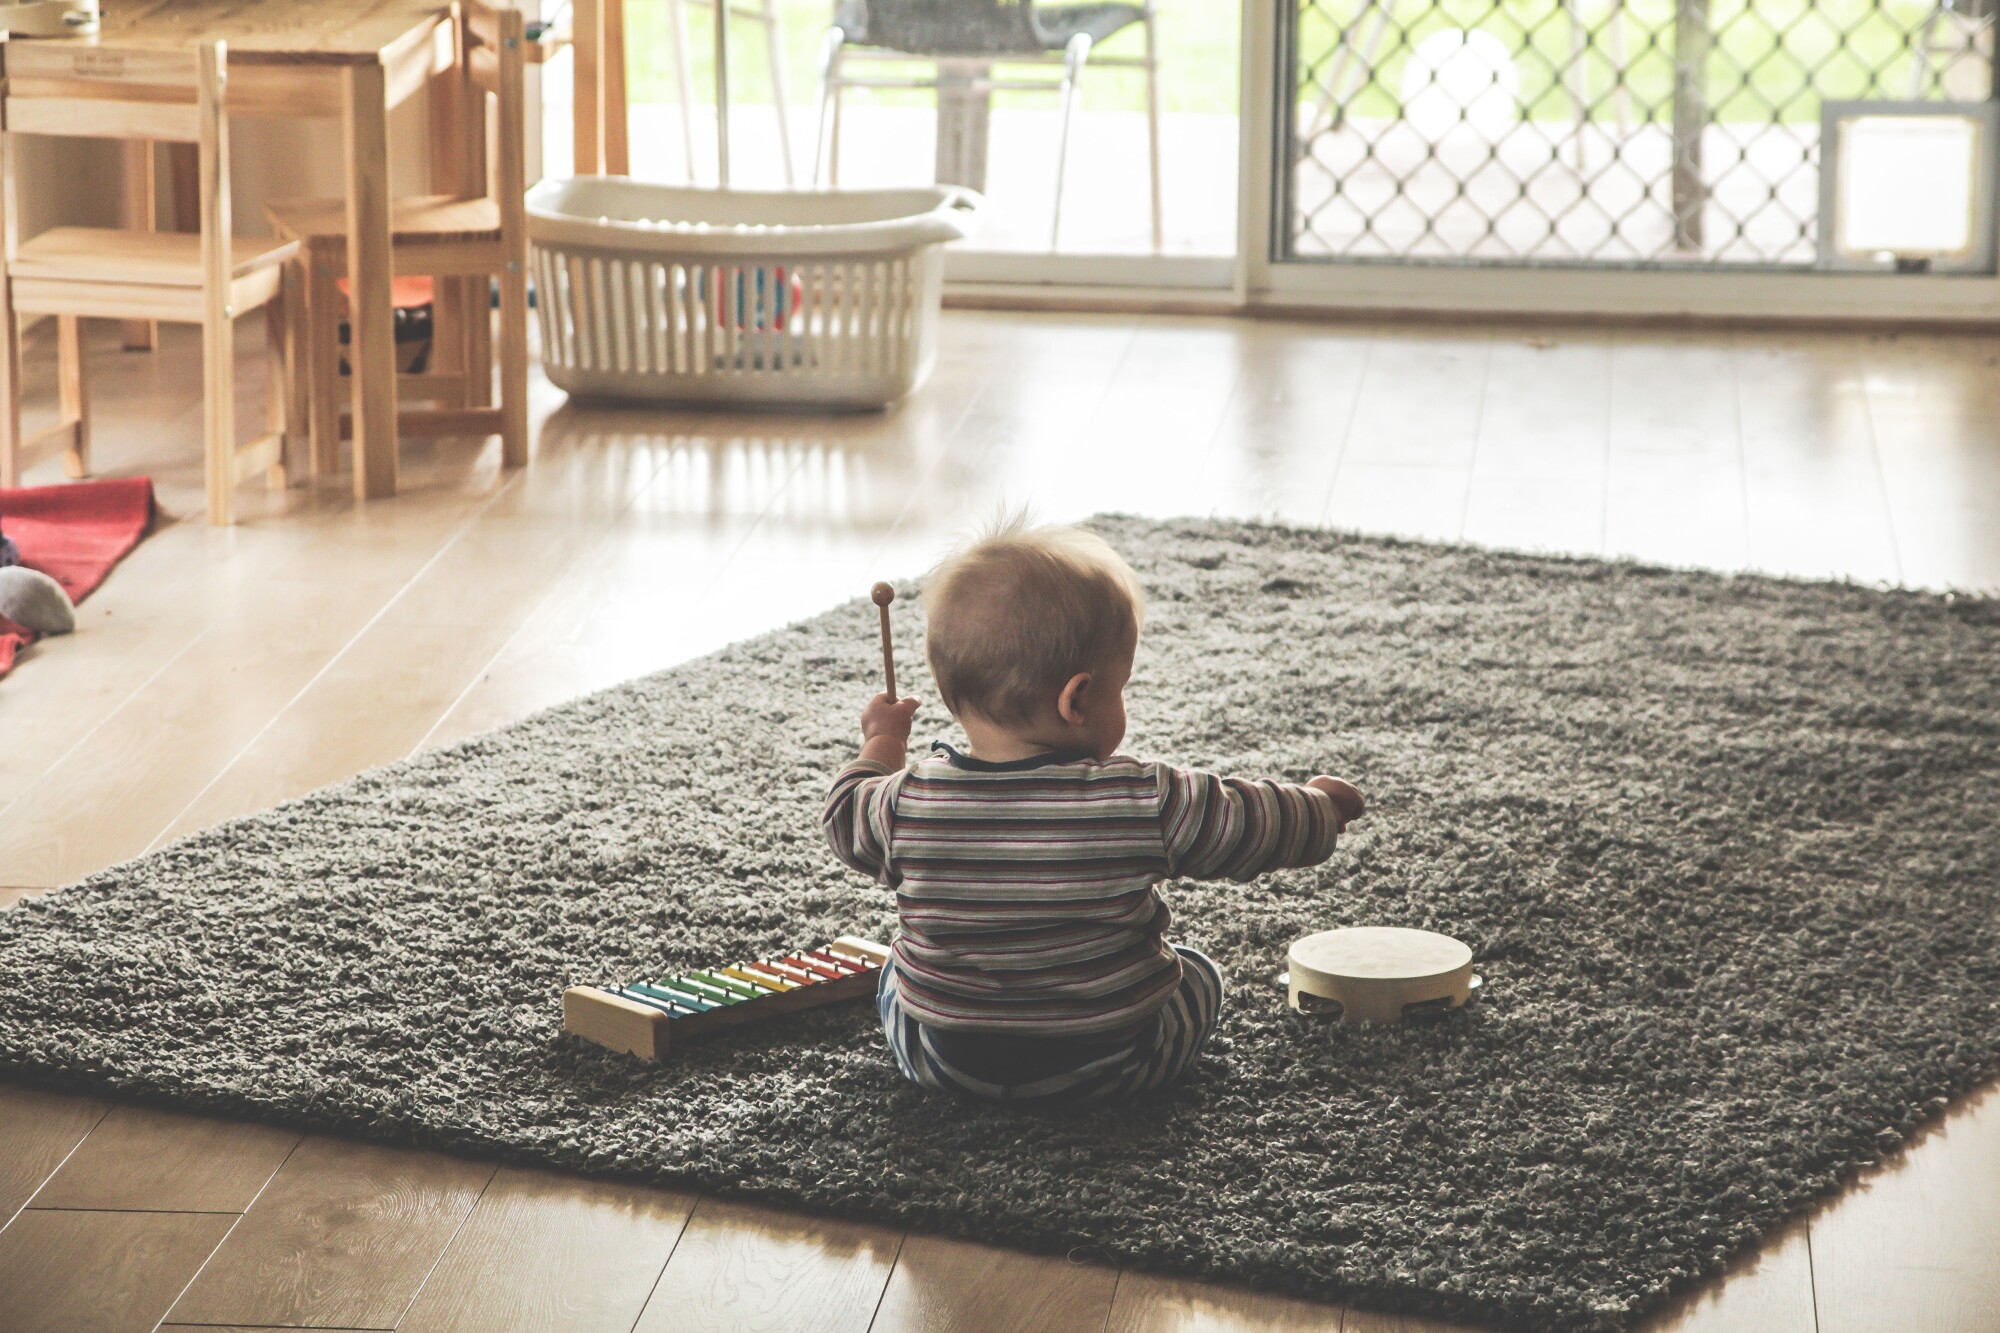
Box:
[431,275,468,409]
[204,312,236,526]
[265,286,292,492]
[763,0,795,187]
[1909,7,1947,96]
[815,28,846,187]
[499,263,529,468]
[280,261,309,475]
[0,304,19,490]
[1300,0,1383,148]
[1142,10,1164,253]
[57,315,89,479]
[1604,3,1631,139]
[308,259,341,475]
[1565,0,1589,169]
[465,278,494,408]
[671,0,699,180]
[1051,33,1093,252]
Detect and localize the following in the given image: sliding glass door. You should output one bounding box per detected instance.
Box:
[529,0,2000,314]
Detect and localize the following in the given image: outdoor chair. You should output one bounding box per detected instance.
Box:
[1908,0,1994,97]
[814,0,1164,249]
[668,0,798,183]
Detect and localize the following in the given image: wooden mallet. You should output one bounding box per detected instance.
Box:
[871,582,898,698]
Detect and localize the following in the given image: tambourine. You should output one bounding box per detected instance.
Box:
[1280,926,1481,1023]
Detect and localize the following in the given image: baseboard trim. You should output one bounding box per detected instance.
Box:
[941,284,2000,335]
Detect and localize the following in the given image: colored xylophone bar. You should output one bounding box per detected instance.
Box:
[563,936,891,1061]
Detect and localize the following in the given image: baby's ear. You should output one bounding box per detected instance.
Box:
[1056,671,1093,725]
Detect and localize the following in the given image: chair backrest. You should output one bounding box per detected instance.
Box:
[836,0,1045,57]
[1,40,218,144]
[468,2,526,243]
[443,2,525,257]
[0,40,232,302]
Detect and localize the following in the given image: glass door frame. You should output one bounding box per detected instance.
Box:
[1233,0,2000,321]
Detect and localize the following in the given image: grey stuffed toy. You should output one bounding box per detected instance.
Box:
[0,566,76,635]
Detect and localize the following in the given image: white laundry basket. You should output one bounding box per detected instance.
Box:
[526,179,980,409]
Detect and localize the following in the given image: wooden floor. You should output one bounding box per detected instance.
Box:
[2,311,1998,1333]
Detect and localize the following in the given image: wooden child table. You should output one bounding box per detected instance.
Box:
[19,0,461,501]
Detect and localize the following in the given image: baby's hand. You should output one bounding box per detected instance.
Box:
[861,691,919,745]
[1308,776,1366,829]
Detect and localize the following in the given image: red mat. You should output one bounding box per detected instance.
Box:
[0,476,155,679]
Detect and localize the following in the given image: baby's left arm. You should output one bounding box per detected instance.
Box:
[1159,766,1359,882]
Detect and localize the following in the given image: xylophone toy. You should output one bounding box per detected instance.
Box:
[567,586,907,1061]
[1279,926,1482,1023]
[564,936,892,1060]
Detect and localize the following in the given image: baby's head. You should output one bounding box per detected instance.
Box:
[925,517,1144,760]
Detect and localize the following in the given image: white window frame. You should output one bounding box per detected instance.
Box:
[1230,0,2000,323]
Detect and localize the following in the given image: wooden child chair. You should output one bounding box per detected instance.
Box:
[267,0,529,476]
[0,40,298,524]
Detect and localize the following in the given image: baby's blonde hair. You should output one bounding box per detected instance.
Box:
[924,515,1144,727]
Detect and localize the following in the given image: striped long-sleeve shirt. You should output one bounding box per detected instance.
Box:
[823,742,1343,1035]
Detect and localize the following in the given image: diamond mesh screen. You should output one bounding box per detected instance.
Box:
[1284,0,1995,265]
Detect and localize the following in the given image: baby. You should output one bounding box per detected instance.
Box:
[823,518,1365,1108]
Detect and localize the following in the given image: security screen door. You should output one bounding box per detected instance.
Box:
[1249,0,2000,314]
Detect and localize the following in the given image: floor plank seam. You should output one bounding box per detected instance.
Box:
[1097,1267,1123,1333]
[1312,335,1377,528]
[860,1227,912,1333]
[0,1097,112,1236]
[617,1189,702,1333]
[1452,337,1498,542]
[139,463,537,858]
[384,1162,500,1331]
[0,584,214,840]
[24,1204,245,1216]
[1855,375,1909,588]
[1803,1222,1822,1333]
[408,432,747,758]
[150,1131,306,1330]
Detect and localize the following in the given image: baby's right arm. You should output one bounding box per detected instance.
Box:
[822,691,918,885]
[1159,765,1362,882]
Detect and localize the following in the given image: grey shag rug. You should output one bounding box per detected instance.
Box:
[4,516,1998,1331]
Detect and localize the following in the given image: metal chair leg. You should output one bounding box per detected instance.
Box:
[1300,0,1389,152]
[1565,0,1590,169]
[670,0,699,181]
[763,0,795,186]
[1051,32,1092,251]
[1606,2,1632,141]
[1907,4,1953,97]
[814,28,846,187]
[1142,8,1164,252]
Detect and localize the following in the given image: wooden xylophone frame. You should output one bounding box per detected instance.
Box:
[564,936,892,1061]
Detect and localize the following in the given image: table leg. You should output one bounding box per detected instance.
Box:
[428,50,470,409]
[574,0,602,174]
[119,141,157,351]
[603,0,630,175]
[344,61,399,501]
[934,59,991,192]
[0,128,19,488]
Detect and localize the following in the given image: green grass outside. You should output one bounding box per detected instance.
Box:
[617,0,1948,123]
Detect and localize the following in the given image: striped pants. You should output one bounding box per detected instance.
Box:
[878,947,1225,1108]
